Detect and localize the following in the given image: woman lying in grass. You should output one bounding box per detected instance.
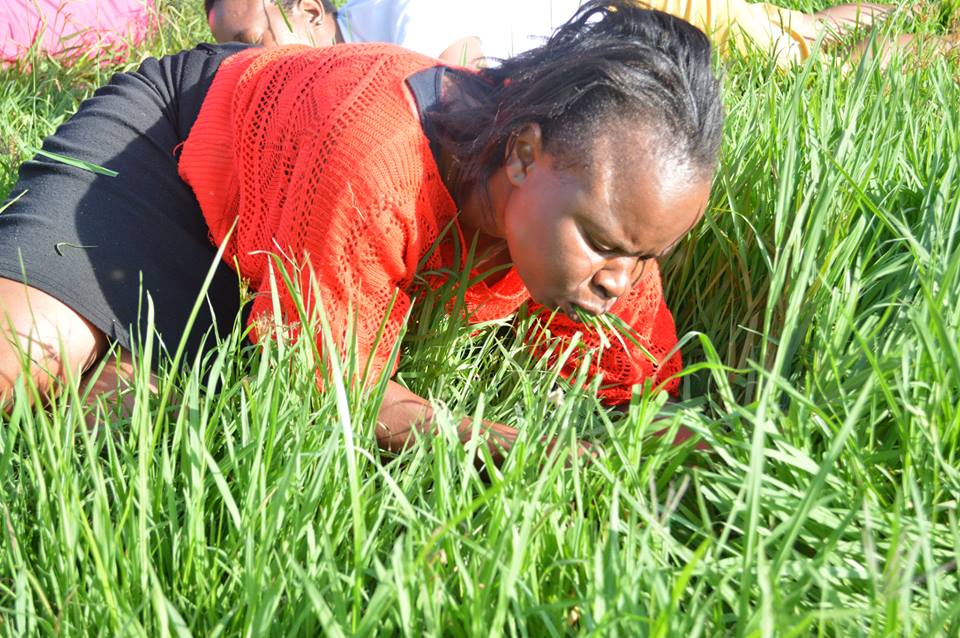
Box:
[0,1,722,461]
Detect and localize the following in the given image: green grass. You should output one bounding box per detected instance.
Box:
[2,0,959,635]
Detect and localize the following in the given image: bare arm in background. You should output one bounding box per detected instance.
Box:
[436,35,486,69]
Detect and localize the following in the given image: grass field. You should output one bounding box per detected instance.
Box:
[2,0,960,635]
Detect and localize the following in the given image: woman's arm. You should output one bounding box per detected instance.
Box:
[437,36,486,70]
[377,379,519,463]
[378,380,596,465]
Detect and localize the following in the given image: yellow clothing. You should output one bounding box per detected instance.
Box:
[632,1,814,66]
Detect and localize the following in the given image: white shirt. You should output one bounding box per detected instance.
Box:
[337,0,585,63]
[478,0,584,61]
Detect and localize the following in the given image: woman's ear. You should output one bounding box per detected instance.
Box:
[297,0,326,26]
[296,0,340,46]
[504,123,543,187]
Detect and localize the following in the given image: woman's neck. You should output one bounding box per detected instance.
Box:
[451,166,512,277]
[431,71,512,277]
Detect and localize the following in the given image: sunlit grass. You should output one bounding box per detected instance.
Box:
[1,0,959,635]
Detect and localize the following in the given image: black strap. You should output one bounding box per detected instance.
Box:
[405,66,446,169]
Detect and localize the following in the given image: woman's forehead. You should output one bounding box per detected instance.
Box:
[586,148,712,245]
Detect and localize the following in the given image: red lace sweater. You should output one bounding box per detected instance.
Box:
[179,44,682,403]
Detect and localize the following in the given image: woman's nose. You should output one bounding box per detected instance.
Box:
[591,260,632,302]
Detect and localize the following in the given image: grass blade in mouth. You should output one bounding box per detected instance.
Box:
[573,305,611,350]
[574,306,657,363]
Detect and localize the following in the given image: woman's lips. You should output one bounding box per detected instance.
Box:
[561,300,604,321]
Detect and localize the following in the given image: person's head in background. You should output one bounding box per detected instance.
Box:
[207,0,339,47]
[206,0,485,66]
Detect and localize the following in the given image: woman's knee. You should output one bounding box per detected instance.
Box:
[0,278,106,403]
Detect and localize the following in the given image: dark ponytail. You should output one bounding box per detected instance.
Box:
[429,0,724,202]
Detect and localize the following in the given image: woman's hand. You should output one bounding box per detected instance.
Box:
[377,380,600,467]
[614,398,711,451]
[545,436,602,467]
[378,380,519,463]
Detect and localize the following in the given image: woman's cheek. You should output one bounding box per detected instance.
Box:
[554,224,592,282]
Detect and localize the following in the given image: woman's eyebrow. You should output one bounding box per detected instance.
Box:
[584,217,664,260]
[610,242,657,260]
[655,217,702,258]
[590,223,655,259]
[645,239,683,261]
[625,214,702,261]
[628,239,680,262]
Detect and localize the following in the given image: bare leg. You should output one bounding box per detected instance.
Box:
[812,3,897,48]
[815,3,896,31]
[850,33,960,68]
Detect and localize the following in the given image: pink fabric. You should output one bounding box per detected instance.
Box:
[0,0,156,63]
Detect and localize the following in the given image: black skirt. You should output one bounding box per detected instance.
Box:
[0,43,251,363]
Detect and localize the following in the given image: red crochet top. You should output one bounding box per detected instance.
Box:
[179,44,682,403]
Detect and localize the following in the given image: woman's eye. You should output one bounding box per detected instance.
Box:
[587,235,614,254]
